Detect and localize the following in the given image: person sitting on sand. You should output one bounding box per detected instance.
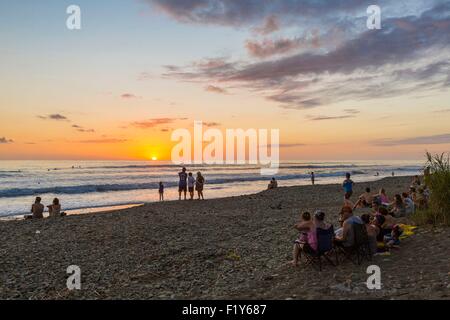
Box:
[372,214,385,242]
[354,187,374,208]
[384,224,403,247]
[371,199,382,216]
[47,198,64,217]
[291,211,313,267]
[378,207,395,240]
[342,173,354,198]
[378,188,390,205]
[361,214,378,254]
[158,182,164,201]
[195,171,205,200]
[343,193,354,209]
[267,178,278,190]
[178,167,188,200]
[402,192,415,215]
[390,194,405,217]
[26,197,44,219]
[187,172,195,200]
[335,206,363,247]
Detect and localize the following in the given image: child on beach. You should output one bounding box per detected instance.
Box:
[158,182,164,201]
[342,173,354,198]
[187,172,195,200]
[384,224,403,248]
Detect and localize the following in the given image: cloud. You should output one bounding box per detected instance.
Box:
[253,15,280,35]
[131,117,188,129]
[72,125,95,133]
[371,133,450,146]
[307,115,356,121]
[161,3,450,110]
[205,85,228,94]
[76,139,128,144]
[137,72,152,81]
[0,137,13,144]
[146,0,382,27]
[268,94,322,110]
[203,122,221,127]
[245,38,301,58]
[343,109,361,114]
[279,143,306,148]
[121,93,140,99]
[38,114,68,121]
[432,108,450,113]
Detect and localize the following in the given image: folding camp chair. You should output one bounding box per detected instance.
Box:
[304,225,338,271]
[336,223,372,265]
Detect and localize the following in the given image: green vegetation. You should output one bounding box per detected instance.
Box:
[413,152,450,226]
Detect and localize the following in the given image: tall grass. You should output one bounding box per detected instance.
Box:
[415,152,450,226]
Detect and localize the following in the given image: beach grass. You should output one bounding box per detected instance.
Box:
[413,152,450,226]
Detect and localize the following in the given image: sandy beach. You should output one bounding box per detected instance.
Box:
[1,175,449,300]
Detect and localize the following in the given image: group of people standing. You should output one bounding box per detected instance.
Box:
[159,167,205,201]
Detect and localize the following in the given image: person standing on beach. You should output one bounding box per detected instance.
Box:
[158,181,164,201]
[187,172,195,200]
[195,171,205,200]
[311,172,315,185]
[178,167,188,200]
[342,173,354,198]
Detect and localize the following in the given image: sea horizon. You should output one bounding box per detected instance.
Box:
[0,159,423,217]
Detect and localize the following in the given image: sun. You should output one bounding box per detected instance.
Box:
[151,156,158,161]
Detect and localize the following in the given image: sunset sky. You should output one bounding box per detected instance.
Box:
[1,0,450,161]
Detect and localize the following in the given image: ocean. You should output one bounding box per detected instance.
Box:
[0,160,423,217]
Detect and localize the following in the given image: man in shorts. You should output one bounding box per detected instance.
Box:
[178,167,188,200]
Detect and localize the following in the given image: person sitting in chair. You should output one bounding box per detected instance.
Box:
[291,211,313,267]
[361,214,378,254]
[335,206,363,248]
